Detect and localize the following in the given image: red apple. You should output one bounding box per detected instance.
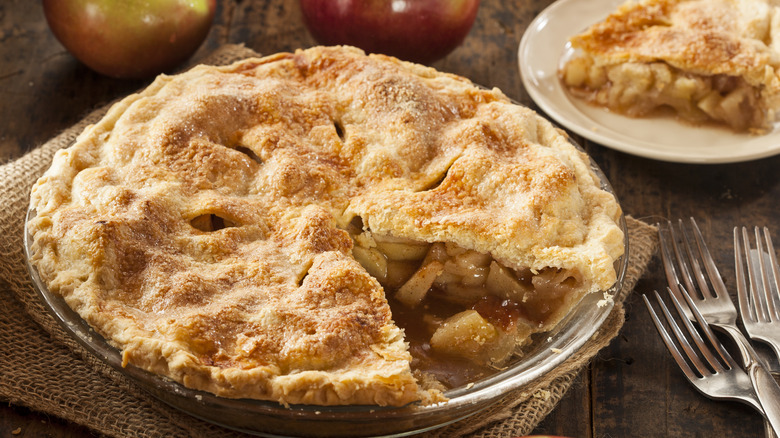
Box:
[299,0,480,65]
[43,0,217,79]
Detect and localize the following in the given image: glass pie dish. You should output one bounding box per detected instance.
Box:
[24,138,628,438]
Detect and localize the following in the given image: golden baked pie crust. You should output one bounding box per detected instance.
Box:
[28,46,624,406]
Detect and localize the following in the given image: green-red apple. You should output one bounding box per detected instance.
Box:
[43,0,216,79]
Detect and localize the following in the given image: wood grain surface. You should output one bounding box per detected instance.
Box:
[2,0,778,436]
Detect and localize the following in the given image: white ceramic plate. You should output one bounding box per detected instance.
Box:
[518,0,780,164]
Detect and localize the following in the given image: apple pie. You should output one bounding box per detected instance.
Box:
[560,0,780,132]
[28,46,624,407]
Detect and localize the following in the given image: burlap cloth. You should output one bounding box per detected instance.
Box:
[0,45,657,437]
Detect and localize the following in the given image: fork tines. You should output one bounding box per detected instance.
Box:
[734,226,780,362]
[644,287,735,380]
[735,226,780,323]
[658,218,729,316]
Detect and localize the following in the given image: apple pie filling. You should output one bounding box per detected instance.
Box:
[346,220,582,386]
[561,56,769,132]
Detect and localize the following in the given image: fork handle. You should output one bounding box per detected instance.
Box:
[751,363,780,436]
[724,325,780,436]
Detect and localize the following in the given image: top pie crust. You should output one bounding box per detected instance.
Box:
[560,0,780,131]
[28,46,624,406]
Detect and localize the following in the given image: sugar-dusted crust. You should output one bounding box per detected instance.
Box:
[562,0,780,131]
[571,0,780,84]
[28,46,624,406]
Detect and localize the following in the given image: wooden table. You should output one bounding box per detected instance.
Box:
[2,1,778,437]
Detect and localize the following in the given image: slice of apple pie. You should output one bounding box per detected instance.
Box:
[560,0,780,132]
[28,46,624,406]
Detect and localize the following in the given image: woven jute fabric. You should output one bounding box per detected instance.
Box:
[0,44,657,437]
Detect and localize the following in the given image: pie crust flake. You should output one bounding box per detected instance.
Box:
[560,0,780,132]
[28,46,624,407]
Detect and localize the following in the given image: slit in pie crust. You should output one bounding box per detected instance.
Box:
[559,0,780,133]
[28,45,624,407]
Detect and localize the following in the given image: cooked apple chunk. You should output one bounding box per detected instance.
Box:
[429,310,515,365]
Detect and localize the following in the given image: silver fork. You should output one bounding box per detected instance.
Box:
[735,226,780,361]
[659,218,780,434]
[643,287,765,415]
[736,226,780,438]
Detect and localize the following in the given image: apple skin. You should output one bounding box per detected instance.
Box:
[43,0,216,79]
[299,0,480,65]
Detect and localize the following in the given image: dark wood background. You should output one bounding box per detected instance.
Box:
[2,0,779,436]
